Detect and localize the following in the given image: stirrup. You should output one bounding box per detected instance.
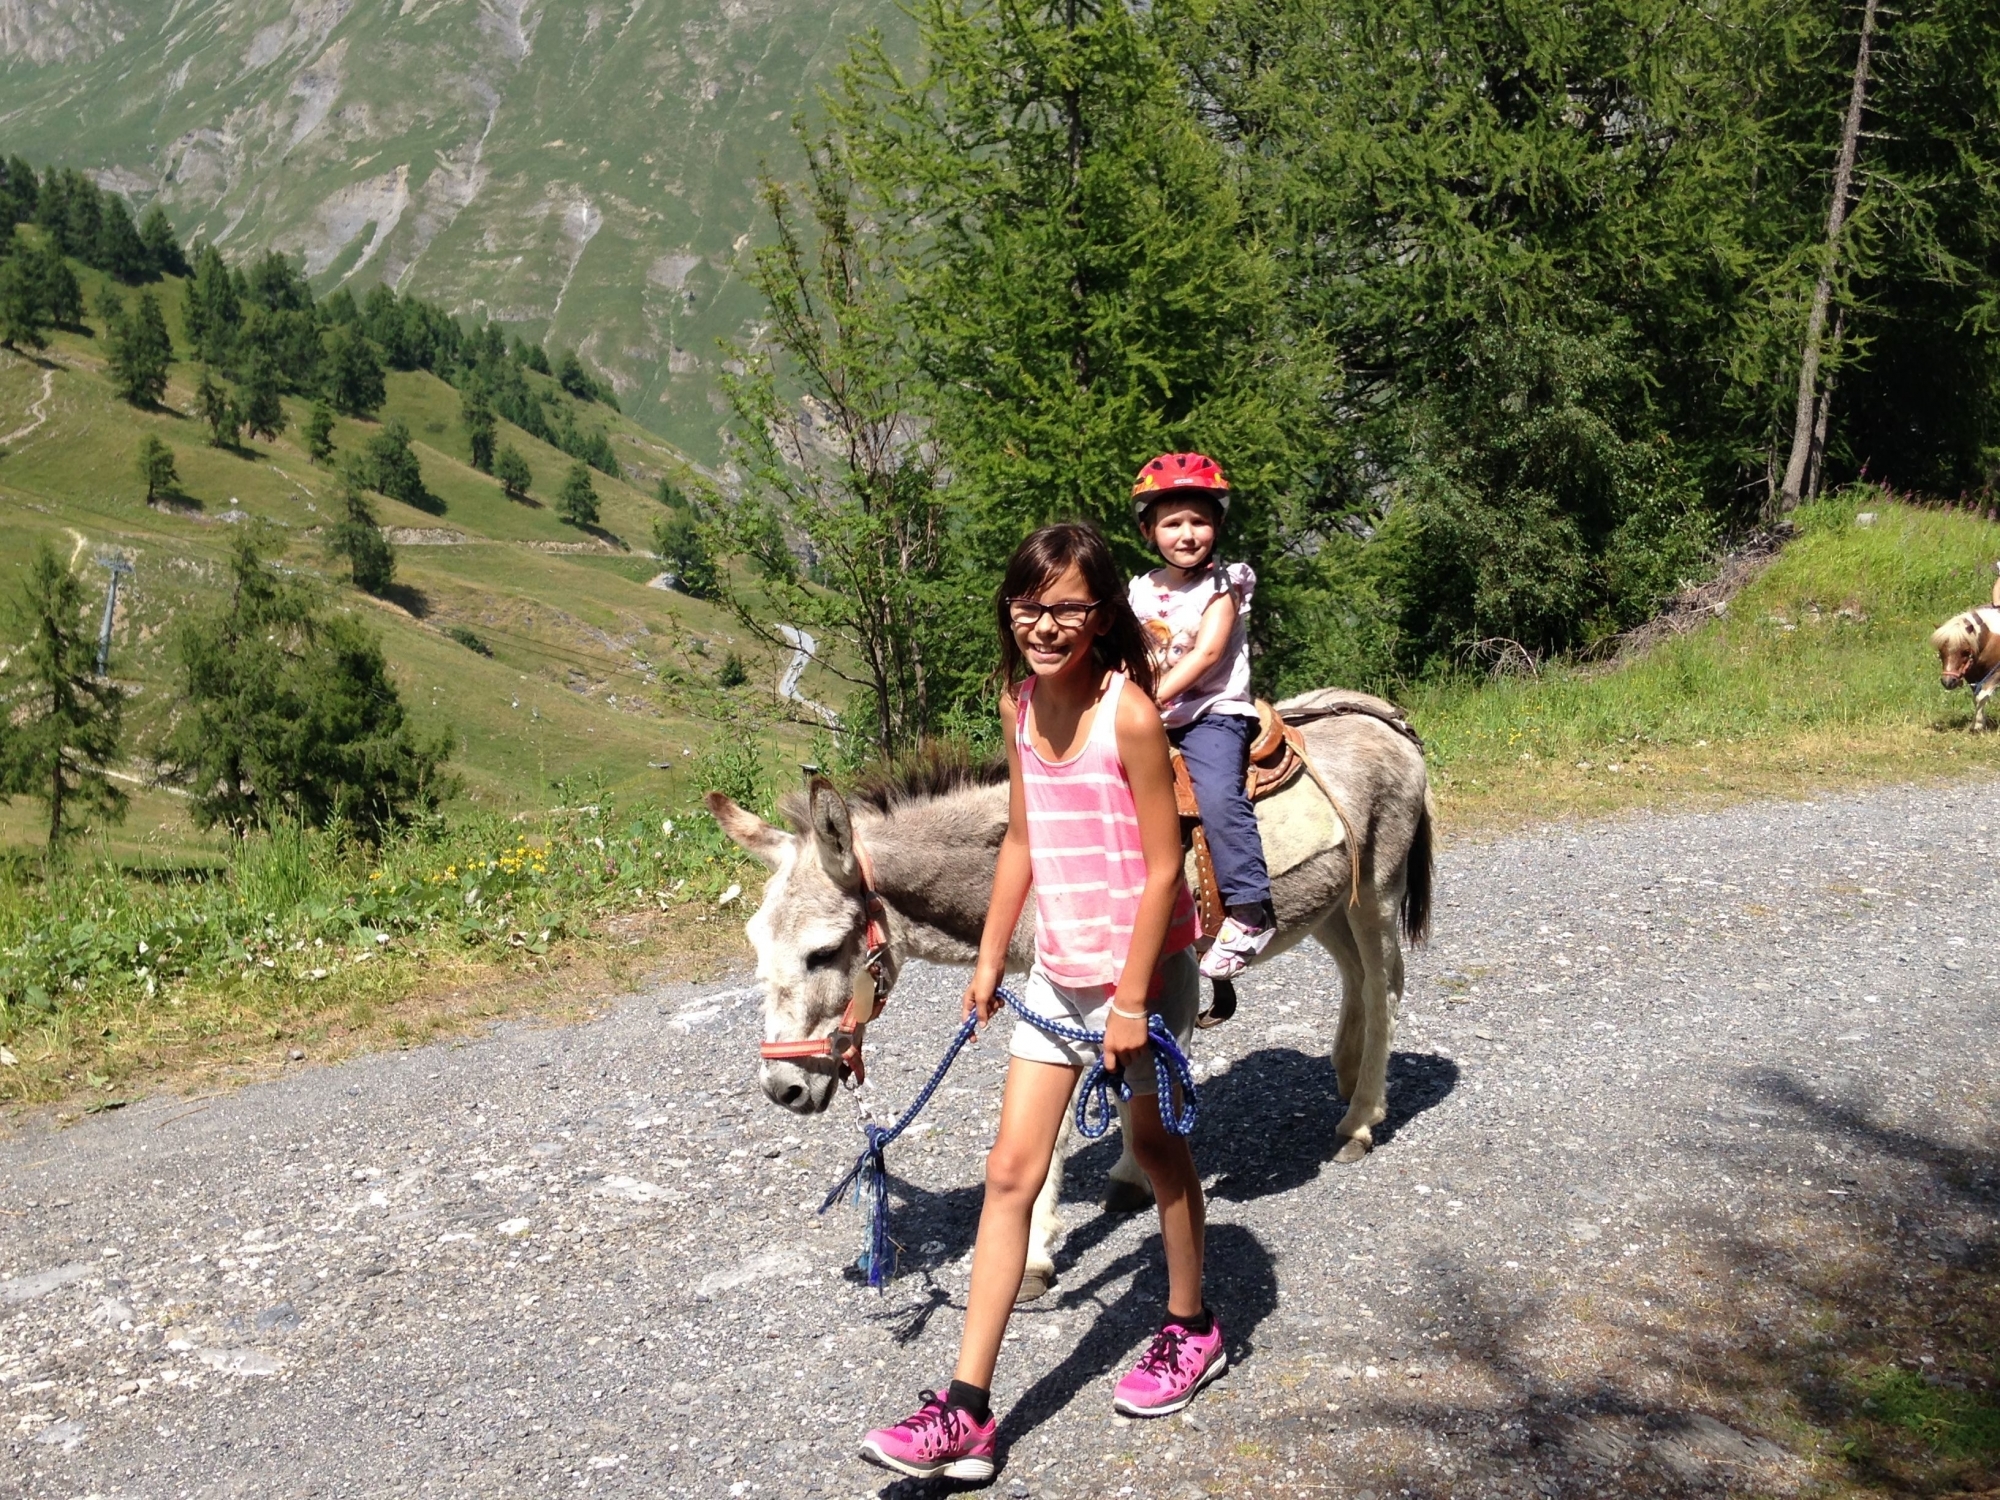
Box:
[1196,975,1238,1029]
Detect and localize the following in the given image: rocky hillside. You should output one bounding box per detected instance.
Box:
[0,0,900,460]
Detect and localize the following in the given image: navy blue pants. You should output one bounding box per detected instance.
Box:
[1170,713,1272,913]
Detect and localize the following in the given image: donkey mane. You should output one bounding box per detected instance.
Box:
[779,746,1008,830]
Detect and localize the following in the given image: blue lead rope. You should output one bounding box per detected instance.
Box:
[820,983,1200,1288]
[997,987,1200,1141]
[819,1010,981,1288]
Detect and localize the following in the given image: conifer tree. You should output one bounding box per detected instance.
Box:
[106,288,172,406]
[28,244,81,328]
[461,382,496,472]
[137,435,178,504]
[94,195,148,283]
[237,354,286,443]
[363,417,433,510]
[0,157,36,226]
[160,524,450,837]
[653,508,717,599]
[137,203,188,278]
[0,256,47,350]
[194,366,239,448]
[327,477,396,595]
[322,324,386,415]
[304,400,336,465]
[182,244,240,365]
[494,444,533,500]
[831,0,1326,565]
[0,542,127,848]
[557,461,599,527]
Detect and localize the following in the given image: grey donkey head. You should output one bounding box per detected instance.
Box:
[706,776,891,1114]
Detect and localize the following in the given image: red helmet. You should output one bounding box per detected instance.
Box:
[1131,452,1230,526]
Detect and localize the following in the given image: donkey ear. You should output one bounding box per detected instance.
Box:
[705,793,794,868]
[806,776,860,890]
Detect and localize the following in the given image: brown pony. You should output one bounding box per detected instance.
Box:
[1931,565,2000,730]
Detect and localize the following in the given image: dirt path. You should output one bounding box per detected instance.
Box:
[0,365,55,448]
[3,783,1995,1499]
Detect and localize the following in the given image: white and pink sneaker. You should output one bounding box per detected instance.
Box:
[1113,1315,1227,1416]
[1199,917,1272,979]
[859,1389,998,1481]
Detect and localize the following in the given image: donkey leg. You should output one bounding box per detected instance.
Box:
[1104,1099,1156,1214]
[1021,1102,1070,1303]
[1315,910,1369,1103]
[1332,892,1406,1163]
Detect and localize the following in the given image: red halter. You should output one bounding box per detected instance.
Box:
[757,845,895,1088]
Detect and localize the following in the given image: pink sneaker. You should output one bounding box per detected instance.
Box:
[1113,1315,1227,1416]
[859,1390,998,1482]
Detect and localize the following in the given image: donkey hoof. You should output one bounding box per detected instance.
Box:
[1333,1135,1372,1164]
[1016,1268,1056,1304]
[1104,1179,1155,1214]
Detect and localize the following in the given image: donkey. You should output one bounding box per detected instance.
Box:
[708,691,1432,1298]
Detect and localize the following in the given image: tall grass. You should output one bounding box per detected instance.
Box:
[0,757,768,1098]
[1405,489,2000,819]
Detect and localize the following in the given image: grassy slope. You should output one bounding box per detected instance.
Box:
[1409,493,2000,830]
[0,265,831,846]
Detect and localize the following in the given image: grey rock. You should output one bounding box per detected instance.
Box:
[34,1419,85,1451]
[2,1261,92,1301]
[197,1347,281,1376]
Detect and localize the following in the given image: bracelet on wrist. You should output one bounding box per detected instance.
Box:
[1109,1003,1149,1021]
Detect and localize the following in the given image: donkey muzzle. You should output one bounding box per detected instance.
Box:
[759,1057,840,1114]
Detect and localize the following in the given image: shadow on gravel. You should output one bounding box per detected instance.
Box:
[1056,1046,1460,1208]
[1274,1069,1999,1499]
[871,1223,1279,1498]
[1722,1070,2000,1495]
[870,1047,1459,1284]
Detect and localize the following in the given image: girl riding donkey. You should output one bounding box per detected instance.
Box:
[1128,452,1274,981]
[859,523,1224,1483]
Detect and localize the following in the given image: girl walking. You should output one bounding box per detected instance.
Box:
[859,522,1223,1484]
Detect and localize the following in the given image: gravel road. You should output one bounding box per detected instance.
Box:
[5,783,1997,1500]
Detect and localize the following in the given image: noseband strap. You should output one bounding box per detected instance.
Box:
[757,844,895,1088]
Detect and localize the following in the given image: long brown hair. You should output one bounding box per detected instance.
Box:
[994,522,1156,699]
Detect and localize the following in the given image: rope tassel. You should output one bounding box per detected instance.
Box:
[817,985,1200,1289]
[821,1012,979,1289]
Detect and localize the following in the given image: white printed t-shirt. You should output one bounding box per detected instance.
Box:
[1127,561,1257,729]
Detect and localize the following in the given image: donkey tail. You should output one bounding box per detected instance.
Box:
[1402,788,1435,945]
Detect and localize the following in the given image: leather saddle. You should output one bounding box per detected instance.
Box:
[1169,700,1310,938]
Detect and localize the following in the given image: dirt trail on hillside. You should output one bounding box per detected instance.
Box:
[1,365,55,448]
[3,784,1995,1499]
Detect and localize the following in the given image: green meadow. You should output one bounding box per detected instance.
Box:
[1409,493,2000,827]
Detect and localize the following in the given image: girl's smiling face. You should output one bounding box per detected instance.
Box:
[1008,562,1106,679]
[1144,498,1221,574]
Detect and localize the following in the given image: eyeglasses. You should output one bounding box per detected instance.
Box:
[1006,598,1100,630]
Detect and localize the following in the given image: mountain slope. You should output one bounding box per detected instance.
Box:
[0,0,903,460]
[0,259,827,848]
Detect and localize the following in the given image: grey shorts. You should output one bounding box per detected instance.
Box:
[1008,948,1198,1093]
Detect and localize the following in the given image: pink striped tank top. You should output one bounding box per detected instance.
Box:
[1016,672,1200,987]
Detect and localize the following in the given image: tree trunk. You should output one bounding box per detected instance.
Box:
[1781,0,1879,511]
[1804,311,1846,503]
[1065,0,1089,390]
[47,756,63,850]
